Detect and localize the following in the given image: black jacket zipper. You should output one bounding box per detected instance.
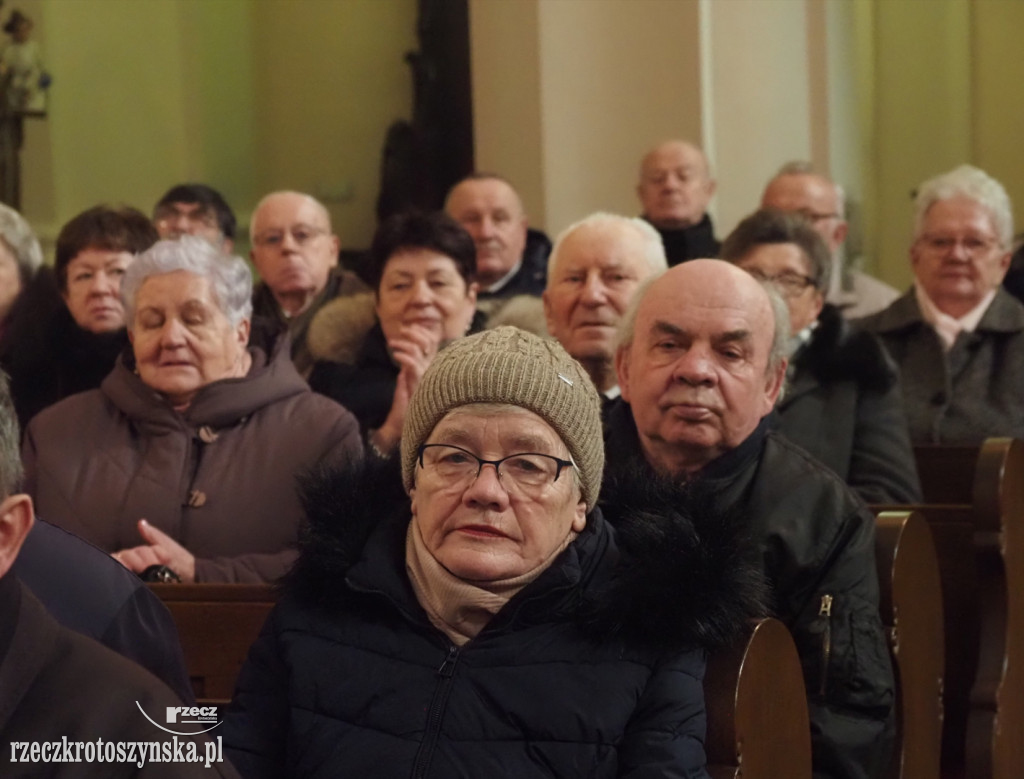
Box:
[411,644,460,778]
[819,593,833,697]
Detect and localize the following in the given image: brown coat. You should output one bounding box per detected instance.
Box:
[22,342,362,583]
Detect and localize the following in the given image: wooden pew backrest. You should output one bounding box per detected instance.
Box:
[875,510,944,779]
[705,617,811,779]
[893,437,1024,779]
[149,583,276,704]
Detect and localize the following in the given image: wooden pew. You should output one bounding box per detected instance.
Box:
[875,510,945,779]
[149,583,275,704]
[705,617,812,779]
[881,438,1024,779]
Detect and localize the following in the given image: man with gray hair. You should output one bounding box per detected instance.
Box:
[604,259,895,779]
[543,212,666,399]
[761,161,898,318]
[858,164,1024,443]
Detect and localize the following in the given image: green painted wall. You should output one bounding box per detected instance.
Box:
[19,0,416,254]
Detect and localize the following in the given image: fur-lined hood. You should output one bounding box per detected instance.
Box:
[306,293,549,366]
[287,458,767,652]
[793,303,898,394]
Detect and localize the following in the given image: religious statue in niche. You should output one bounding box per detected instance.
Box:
[1,9,49,115]
[0,5,51,208]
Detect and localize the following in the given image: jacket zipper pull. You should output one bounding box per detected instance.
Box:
[819,593,833,697]
[438,645,459,678]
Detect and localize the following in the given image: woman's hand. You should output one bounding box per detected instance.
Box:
[111,519,197,583]
[374,325,442,454]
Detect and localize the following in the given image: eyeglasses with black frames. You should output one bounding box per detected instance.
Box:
[417,443,575,492]
[743,268,817,298]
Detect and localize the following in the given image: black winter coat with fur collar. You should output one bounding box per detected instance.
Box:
[223,459,766,778]
[775,304,921,504]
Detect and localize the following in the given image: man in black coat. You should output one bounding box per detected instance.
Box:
[444,173,549,300]
[608,259,895,779]
[636,139,720,265]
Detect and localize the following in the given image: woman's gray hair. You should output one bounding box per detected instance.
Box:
[914,165,1013,248]
[0,203,43,283]
[122,236,253,327]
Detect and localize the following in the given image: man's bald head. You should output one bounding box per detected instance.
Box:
[637,140,716,230]
[249,191,340,316]
[615,259,788,475]
[445,175,528,289]
[761,168,848,255]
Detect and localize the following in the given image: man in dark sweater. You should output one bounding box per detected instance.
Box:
[636,139,720,265]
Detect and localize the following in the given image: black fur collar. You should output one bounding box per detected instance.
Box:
[795,304,897,393]
[286,457,767,652]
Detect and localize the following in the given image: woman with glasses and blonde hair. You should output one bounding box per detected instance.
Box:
[721,208,920,505]
[225,326,765,777]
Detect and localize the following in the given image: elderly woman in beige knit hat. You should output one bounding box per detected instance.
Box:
[225,327,765,777]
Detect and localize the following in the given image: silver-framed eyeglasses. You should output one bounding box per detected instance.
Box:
[253,224,327,248]
[417,443,575,491]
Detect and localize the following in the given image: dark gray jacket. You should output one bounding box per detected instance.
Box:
[856,288,1024,443]
[777,304,921,504]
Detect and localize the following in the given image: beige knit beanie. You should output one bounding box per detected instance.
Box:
[401,326,604,508]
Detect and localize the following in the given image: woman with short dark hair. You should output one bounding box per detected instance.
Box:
[0,204,157,429]
[308,210,480,456]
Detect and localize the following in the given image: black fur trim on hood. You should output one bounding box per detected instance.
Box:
[588,462,769,651]
[797,304,897,393]
[286,456,767,652]
[283,456,407,604]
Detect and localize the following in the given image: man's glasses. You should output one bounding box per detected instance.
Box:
[793,208,840,224]
[744,268,817,298]
[417,443,575,493]
[918,234,1000,257]
[253,225,327,248]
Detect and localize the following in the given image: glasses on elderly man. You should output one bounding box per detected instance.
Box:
[918,233,1001,257]
[417,443,575,491]
[743,268,816,299]
[253,225,327,248]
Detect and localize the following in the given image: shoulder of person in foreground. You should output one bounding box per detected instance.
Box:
[2,581,238,778]
[13,518,194,704]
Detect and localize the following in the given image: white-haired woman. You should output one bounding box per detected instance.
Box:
[22,237,362,583]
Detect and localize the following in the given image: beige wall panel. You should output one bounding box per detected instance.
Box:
[536,0,701,235]
[467,0,545,227]
[705,0,813,238]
